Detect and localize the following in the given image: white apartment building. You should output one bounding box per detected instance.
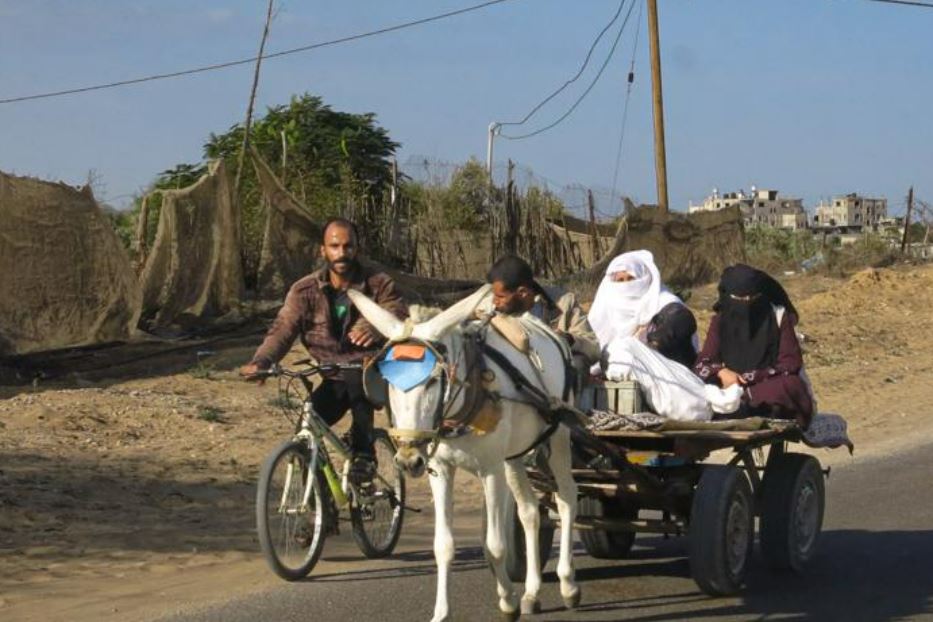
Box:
[813,193,887,231]
[688,187,808,230]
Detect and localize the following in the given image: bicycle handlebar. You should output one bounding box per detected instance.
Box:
[248,361,364,380]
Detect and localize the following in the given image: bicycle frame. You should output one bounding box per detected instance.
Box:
[292,398,399,513]
[261,361,399,514]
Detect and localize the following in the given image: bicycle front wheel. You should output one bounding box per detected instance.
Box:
[350,429,405,558]
[256,440,328,580]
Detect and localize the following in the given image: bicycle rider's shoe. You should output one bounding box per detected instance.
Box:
[348,455,376,485]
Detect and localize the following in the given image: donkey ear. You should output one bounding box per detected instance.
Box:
[346,289,407,341]
[413,284,492,341]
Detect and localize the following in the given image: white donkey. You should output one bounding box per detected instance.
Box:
[348,286,580,622]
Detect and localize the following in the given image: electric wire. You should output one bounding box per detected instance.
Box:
[496,0,627,128]
[609,0,644,214]
[0,0,522,105]
[863,0,933,7]
[499,0,638,140]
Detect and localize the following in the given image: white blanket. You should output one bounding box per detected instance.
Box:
[605,337,742,422]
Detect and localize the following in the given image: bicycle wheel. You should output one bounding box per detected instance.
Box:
[256,440,329,580]
[350,429,405,558]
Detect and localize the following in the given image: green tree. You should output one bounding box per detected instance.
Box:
[440,159,489,229]
[139,93,398,288]
[523,186,565,220]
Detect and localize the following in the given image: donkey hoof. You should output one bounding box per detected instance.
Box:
[520,596,541,615]
[499,608,520,622]
[562,587,582,610]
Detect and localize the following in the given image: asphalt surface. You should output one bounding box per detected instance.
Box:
[162,444,933,622]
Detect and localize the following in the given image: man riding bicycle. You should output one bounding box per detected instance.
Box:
[240,217,407,483]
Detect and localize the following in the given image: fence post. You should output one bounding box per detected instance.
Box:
[587,188,602,263]
[901,186,913,254]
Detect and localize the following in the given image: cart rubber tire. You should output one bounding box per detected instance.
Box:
[482,498,554,583]
[759,453,825,572]
[688,465,754,596]
[578,496,637,559]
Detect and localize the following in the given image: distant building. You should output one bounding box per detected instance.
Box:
[813,193,887,232]
[688,187,808,230]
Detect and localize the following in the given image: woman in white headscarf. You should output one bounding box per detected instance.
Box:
[589,250,741,421]
[589,250,687,358]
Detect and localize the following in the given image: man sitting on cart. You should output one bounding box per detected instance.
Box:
[483,255,600,386]
[694,264,815,428]
[239,218,408,483]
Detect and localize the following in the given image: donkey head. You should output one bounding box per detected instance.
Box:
[347,285,491,477]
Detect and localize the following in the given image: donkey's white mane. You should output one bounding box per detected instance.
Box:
[408,304,443,323]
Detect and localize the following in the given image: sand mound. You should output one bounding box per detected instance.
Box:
[798,266,933,369]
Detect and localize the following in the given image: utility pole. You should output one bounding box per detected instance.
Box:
[486,122,500,181]
[901,186,914,254]
[646,0,669,213]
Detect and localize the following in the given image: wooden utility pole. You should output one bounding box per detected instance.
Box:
[646,0,669,213]
[901,186,914,254]
[233,0,276,207]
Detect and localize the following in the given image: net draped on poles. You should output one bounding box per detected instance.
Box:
[0,171,142,356]
[138,160,243,329]
[252,149,322,300]
[251,150,480,304]
[572,205,747,288]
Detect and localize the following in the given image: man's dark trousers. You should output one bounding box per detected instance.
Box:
[310,369,374,458]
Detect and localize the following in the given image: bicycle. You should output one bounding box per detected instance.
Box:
[252,361,406,581]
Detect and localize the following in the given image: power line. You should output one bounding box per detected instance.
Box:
[863,0,933,7]
[609,0,644,213]
[500,0,638,141]
[497,0,627,128]
[0,0,522,105]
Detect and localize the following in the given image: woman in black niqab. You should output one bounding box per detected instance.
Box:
[696,263,814,426]
[714,264,796,373]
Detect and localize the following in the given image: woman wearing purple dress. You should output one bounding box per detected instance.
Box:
[694,264,814,428]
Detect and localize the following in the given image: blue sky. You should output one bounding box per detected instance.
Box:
[1,0,931,216]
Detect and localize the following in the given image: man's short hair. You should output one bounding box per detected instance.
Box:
[487,255,535,291]
[321,217,360,244]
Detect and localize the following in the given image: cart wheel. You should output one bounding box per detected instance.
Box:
[688,465,754,596]
[760,453,824,572]
[578,496,637,559]
[481,497,554,583]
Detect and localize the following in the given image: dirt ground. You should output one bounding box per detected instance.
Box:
[2,263,932,621]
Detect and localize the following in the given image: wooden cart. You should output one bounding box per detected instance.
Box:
[502,382,829,596]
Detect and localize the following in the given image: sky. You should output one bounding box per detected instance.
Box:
[1,0,931,217]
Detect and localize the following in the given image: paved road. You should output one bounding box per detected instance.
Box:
[163,444,933,621]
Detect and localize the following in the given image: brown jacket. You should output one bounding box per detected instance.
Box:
[251,264,407,367]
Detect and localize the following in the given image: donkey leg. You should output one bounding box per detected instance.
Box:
[482,468,519,618]
[428,461,456,622]
[547,427,581,609]
[505,459,544,615]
